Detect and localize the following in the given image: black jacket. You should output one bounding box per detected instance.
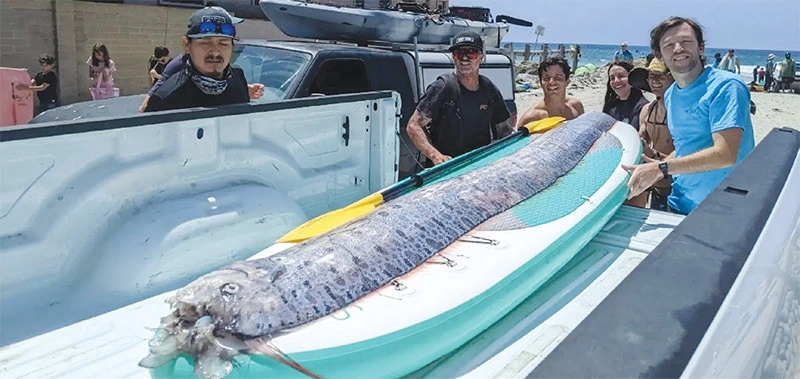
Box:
[144,66,249,112]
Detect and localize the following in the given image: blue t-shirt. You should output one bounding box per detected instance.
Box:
[664,67,755,214]
[614,49,633,63]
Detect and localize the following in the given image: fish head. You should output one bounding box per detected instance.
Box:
[141,261,288,377]
[171,261,284,337]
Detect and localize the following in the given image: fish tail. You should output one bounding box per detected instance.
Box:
[246,337,324,379]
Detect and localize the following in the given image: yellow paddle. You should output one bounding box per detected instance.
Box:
[276,116,567,243]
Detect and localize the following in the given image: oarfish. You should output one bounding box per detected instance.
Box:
[139,112,618,378]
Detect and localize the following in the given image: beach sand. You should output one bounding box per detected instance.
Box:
[514,65,800,143]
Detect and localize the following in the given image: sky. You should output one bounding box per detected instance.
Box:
[450,0,800,51]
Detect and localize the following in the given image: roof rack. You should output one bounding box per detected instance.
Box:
[282,37,512,55]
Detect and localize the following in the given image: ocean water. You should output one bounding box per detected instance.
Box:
[511,42,799,69]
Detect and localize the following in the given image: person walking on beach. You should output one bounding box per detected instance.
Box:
[780,52,796,91]
[752,65,759,84]
[15,54,60,114]
[613,42,634,63]
[624,16,755,215]
[406,31,511,167]
[87,43,118,100]
[144,6,263,112]
[718,49,740,74]
[515,57,584,127]
[765,53,776,91]
[713,52,722,67]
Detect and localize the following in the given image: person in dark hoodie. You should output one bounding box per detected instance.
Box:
[602,61,648,130]
[144,6,262,112]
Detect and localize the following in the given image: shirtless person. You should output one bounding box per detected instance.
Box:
[516,57,584,129]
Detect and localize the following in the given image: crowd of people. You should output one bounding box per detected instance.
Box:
[713,49,796,92]
[14,8,764,217]
[15,5,264,115]
[412,16,756,217]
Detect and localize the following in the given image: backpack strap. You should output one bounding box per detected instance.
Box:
[478,74,502,140]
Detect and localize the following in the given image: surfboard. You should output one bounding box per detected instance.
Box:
[149,115,641,378]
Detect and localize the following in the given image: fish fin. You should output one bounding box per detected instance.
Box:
[138,352,177,368]
[246,337,324,379]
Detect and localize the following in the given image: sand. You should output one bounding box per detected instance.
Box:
[514,63,800,144]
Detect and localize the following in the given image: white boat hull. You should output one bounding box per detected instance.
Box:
[260,0,509,47]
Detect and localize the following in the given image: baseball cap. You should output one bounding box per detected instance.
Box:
[186,6,241,39]
[630,57,670,92]
[621,42,628,46]
[449,32,484,52]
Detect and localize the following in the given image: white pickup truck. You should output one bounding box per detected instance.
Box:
[1,88,800,377]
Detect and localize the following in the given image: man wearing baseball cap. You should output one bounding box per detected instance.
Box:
[613,42,633,63]
[406,31,511,167]
[144,6,262,112]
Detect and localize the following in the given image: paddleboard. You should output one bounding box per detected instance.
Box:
[150,115,641,378]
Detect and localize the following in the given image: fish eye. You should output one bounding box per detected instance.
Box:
[220,283,239,295]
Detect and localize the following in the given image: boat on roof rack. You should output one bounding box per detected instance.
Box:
[259,0,530,48]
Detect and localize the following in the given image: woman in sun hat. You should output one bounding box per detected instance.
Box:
[628,57,675,210]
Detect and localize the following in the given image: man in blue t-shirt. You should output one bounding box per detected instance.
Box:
[622,17,755,215]
[613,42,634,63]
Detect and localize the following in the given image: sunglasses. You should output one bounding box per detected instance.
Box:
[193,21,236,38]
[453,49,480,60]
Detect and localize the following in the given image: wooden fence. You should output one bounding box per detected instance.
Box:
[503,43,582,73]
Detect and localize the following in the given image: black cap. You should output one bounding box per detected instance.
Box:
[449,31,484,52]
[186,6,242,39]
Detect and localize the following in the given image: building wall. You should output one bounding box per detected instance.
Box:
[0,0,291,106]
[0,0,58,103]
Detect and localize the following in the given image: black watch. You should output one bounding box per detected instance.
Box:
[659,161,669,177]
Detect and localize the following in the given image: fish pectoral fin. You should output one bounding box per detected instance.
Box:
[246,337,324,379]
[138,352,178,369]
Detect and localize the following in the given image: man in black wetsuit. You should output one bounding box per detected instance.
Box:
[406,31,511,167]
[144,6,262,112]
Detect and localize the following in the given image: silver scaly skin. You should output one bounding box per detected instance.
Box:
[140,112,618,378]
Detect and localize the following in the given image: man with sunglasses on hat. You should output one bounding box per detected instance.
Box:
[144,7,261,112]
[406,31,511,167]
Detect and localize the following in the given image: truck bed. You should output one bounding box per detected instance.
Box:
[0,206,683,378]
[2,128,797,378]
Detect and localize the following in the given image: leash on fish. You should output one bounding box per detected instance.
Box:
[458,235,499,245]
[246,337,324,379]
[426,254,458,267]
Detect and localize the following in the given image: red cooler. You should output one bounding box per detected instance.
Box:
[0,67,34,126]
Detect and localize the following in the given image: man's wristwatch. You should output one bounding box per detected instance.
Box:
[659,161,669,177]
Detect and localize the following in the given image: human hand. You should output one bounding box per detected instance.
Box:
[641,138,655,158]
[621,154,664,199]
[248,83,265,99]
[431,153,452,165]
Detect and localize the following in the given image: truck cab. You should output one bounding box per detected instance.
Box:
[234,40,518,178]
[32,39,518,179]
